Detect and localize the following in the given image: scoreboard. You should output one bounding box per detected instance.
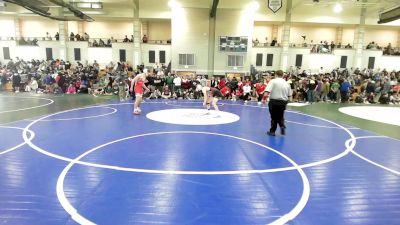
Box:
[219,36,248,52]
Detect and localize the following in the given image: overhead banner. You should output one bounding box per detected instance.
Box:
[268,0,282,13]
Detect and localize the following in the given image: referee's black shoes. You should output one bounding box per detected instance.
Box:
[267,131,276,136]
[281,127,286,135]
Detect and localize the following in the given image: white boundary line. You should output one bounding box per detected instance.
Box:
[56,131,311,225]
[160,100,358,130]
[346,136,400,175]
[0,96,54,114]
[22,102,357,172]
[25,107,118,122]
[0,126,34,155]
[285,120,360,130]
[20,101,357,225]
[165,102,225,108]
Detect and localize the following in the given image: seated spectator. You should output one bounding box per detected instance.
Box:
[46,32,52,40]
[270,38,277,46]
[84,32,90,41]
[242,82,251,102]
[70,32,75,41]
[161,86,171,99]
[66,83,76,94]
[142,35,148,43]
[253,38,259,46]
[55,32,59,41]
[25,77,38,93]
[75,33,81,41]
[330,41,335,51]
[123,35,129,43]
[99,39,105,47]
[345,43,352,48]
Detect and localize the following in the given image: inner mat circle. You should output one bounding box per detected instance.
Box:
[146,108,240,125]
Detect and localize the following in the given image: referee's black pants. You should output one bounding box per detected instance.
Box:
[268,99,287,133]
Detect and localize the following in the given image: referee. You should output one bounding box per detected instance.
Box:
[265,70,292,136]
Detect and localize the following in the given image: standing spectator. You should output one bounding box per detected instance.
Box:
[173,75,182,94]
[200,75,207,88]
[165,73,174,91]
[12,73,21,93]
[219,77,226,90]
[321,79,330,102]
[211,76,219,88]
[307,76,317,103]
[340,78,351,103]
[55,32,59,41]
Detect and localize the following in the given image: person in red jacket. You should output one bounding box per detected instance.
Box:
[255,79,267,104]
[219,77,226,90]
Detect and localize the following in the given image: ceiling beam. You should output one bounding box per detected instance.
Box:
[378,5,400,24]
[210,0,219,18]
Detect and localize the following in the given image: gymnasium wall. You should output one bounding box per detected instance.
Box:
[147,20,171,41]
[364,28,398,47]
[289,26,337,45]
[171,7,210,73]
[342,28,355,45]
[213,8,255,75]
[139,0,171,19]
[83,20,133,39]
[253,22,282,44]
[141,43,171,66]
[20,18,58,38]
[0,18,16,38]
[1,14,399,73]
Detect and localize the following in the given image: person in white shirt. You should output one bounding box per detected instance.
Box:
[265,70,292,136]
[243,83,251,102]
[173,75,182,94]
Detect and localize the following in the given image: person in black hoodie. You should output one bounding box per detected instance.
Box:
[12,73,21,92]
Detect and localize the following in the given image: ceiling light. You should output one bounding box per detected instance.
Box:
[249,1,260,11]
[333,3,343,13]
[168,0,181,8]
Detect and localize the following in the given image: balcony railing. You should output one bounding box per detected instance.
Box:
[0,36,172,46]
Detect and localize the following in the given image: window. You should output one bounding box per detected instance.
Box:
[368,57,375,69]
[340,56,347,68]
[159,51,166,64]
[119,49,126,62]
[256,54,263,66]
[266,54,273,66]
[228,55,244,67]
[295,54,302,67]
[3,47,10,60]
[149,51,155,63]
[178,54,195,66]
[74,48,81,61]
[46,48,53,61]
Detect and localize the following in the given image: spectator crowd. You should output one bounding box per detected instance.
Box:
[1,58,399,105]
